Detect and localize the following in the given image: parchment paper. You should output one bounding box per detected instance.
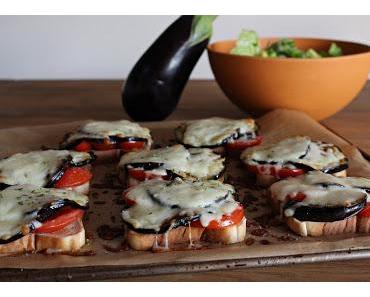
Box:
[0,109,369,270]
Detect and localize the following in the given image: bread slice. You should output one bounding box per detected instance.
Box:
[202,217,247,244]
[286,216,357,237]
[333,170,347,178]
[127,226,205,251]
[35,219,85,253]
[256,174,279,187]
[93,149,122,162]
[357,216,370,233]
[0,234,35,255]
[126,218,246,251]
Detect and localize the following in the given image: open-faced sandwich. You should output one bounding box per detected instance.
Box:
[270,171,370,237]
[122,178,246,251]
[0,150,93,194]
[0,184,88,255]
[60,120,152,161]
[241,136,348,187]
[118,144,225,187]
[175,117,262,154]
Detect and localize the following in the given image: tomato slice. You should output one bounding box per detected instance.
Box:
[246,164,305,178]
[191,204,245,229]
[123,191,136,206]
[119,141,146,152]
[288,192,306,202]
[226,136,263,151]
[277,168,305,178]
[128,168,166,182]
[54,167,93,188]
[35,208,85,234]
[91,139,117,151]
[74,140,92,152]
[358,204,370,218]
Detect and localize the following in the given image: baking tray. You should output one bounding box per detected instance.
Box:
[0,109,369,281]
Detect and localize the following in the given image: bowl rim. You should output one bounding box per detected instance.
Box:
[207,37,370,62]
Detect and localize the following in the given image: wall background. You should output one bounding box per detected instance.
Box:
[0,15,369,80]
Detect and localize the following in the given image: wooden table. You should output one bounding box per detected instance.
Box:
[0,80,369,281]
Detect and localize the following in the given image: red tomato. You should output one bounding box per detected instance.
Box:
[288,192,306,202]
[128,168,166,181]
[54,167,93,188]
[191,204,245,229]
[119,141,146,152]
[246,165,305,178]
[123,191,136,206]
[35,208,85,234]
[277,168,305,178]
[128,168,146,181]
[91,139,116,151]
[74,140,92,152]
[226,136,263,151]
[245,164,260,174]
[358,204,370,218]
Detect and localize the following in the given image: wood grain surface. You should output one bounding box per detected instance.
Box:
[0,79,369,281]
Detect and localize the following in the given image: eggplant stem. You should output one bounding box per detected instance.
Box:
[189,15,217,46]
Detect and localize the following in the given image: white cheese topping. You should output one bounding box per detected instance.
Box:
[63,120,152,145]
[119,145,224,180]
[270,171,370,217]
[0,185,88,240]
[241,136,346,172]
[122,179,239,232]
[179,117,257,147]
[0,150,92,187]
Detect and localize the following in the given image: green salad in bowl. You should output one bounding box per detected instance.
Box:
[231,30,343,58]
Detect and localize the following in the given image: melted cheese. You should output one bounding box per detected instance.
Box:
[63,120,152,144]
[119,145,224,180]
[241,136,346,171]
[0,150,92,187]
[122,179,238,232]
[180,117,257,147]
[270,171,370,217]
[0,185,88,240]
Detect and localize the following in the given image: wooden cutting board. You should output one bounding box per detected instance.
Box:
[0,109,369,281]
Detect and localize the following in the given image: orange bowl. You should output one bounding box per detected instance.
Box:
[207,38,370,120]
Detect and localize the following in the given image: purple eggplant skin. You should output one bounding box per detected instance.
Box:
[122,16,216,121]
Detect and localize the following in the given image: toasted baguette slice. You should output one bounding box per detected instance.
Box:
[127,226,205,251]
[202,217,247,244]
[126,217,246,251]
[93,149,122,162]
[0,234,35,255]
[256,174,279,187]
[257,169,347,188]
[357,216,370,233]
[286,216,357,237]
[333,170,347,178]
[35,219,85,253]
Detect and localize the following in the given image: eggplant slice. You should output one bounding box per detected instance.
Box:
[284,195,367,222]
[62,136,148,150]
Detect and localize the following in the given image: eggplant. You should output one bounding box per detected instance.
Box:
[126,162,164,171]
[122,15,217,121]
[284,196,366,222]
[124,214,200,235]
